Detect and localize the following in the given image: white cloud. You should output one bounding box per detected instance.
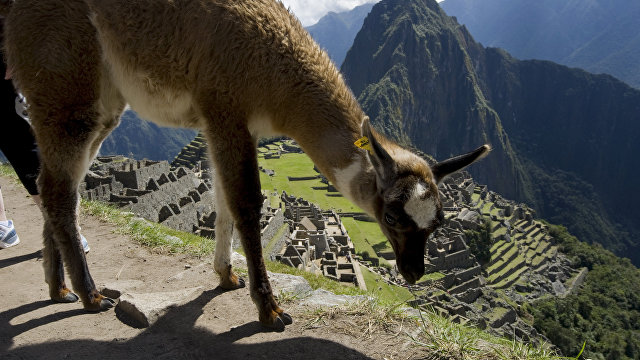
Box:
[279,0,380,26]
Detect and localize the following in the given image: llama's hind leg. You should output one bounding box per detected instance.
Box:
[203,121,291,329]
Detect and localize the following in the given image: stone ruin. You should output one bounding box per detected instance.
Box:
[80,156,284,244]
[274,191,366,290]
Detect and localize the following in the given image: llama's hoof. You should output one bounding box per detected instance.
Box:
[279,312,293,325]
[261,311,293,331]
[85,295,116,312]
[218,276,245,290]
[100,297,116,310]
[56,292,79,303]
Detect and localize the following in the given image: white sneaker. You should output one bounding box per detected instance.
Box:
[81,234,90,253]
[0,220,21,249]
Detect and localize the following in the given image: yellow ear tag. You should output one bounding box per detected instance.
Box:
[354,136,373,153]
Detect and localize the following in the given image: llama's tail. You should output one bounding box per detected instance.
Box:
[0,0,13,17]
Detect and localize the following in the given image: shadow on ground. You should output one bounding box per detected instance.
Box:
[0,288,373,359]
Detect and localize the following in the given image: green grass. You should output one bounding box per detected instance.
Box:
[411,305,558,359]
[341,217,392,267]
[359,265,413,302]
[258,152,360,212]
[488,253,526,283]
[263,223,289,256]
[418,271,446,283]
[0,164,19,181]
[81,199,216,256]
[492,227,507,238]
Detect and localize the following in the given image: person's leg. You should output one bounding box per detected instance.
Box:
[0,185,20,248]
[0,185,7,222]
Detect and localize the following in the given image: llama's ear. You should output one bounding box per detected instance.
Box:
[361,117,396,186]
[432,145,491,183]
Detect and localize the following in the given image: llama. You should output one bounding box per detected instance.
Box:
[2,0,490,329]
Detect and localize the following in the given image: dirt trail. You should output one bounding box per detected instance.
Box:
[0,176,422,360]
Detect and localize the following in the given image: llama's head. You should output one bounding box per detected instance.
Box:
[360,119,490,284]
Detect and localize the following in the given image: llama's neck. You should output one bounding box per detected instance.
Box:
[278,97,379,215]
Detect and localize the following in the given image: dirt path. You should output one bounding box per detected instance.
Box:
[0,176,423,360]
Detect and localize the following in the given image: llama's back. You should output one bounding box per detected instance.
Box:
[89,0,331,112]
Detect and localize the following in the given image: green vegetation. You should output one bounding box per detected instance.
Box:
[81,199,216,256]
[341,217,391,268]
[258,152,361,212]
[302,297,558,359]
[465,219,493,265]
[360,265,412,302]
[524,225,640,359]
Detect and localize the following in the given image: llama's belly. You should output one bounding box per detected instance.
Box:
[103,54,201,129]
[121,81,199,129]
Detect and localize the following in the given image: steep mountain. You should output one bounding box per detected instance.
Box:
[440,0,640,88]
[306,2,376,67]
[99,110,197,161]
[341,0,640,263]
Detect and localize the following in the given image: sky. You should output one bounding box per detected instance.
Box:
[279,0,380,26]
[280,0,444,26]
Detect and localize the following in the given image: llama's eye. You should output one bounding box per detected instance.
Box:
[384,213,397,226]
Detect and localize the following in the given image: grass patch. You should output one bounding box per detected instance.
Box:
[302,297,559,359]
[341,217,392,267]
[0,164,19,182]
[360,265,413,302]
[265,260,366,297]
[263,223,289,256]
[418,271,446,283]
[257,152,361,212]
[81,199,215,256]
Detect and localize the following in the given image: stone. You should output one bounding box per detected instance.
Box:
[231,252,247,268]
[166,263,209,282]
[100,280,145,299]
[267,272,313,297]
[551,281,567,297]
[300,289,365,307]
[116,286,203,328]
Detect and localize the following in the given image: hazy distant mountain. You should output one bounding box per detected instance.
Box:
[440,0,640,88]
[342,0,640,264]
[99,110,197,161]
[306,2,375,67]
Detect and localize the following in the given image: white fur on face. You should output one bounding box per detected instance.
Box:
[404,182,437,230]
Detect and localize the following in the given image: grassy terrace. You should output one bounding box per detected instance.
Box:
[492,226,507,238]
[492,266,530,289]
[471,192,481,204]
[489,239,508,255]
[258,151,359,212]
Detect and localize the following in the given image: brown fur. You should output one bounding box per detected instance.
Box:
[3,0,488,328]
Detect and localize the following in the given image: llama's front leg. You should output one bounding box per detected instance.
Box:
[42,221,79,303]
[212,176,245,289]
[205,123,292,329]
[39,166,115,311]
